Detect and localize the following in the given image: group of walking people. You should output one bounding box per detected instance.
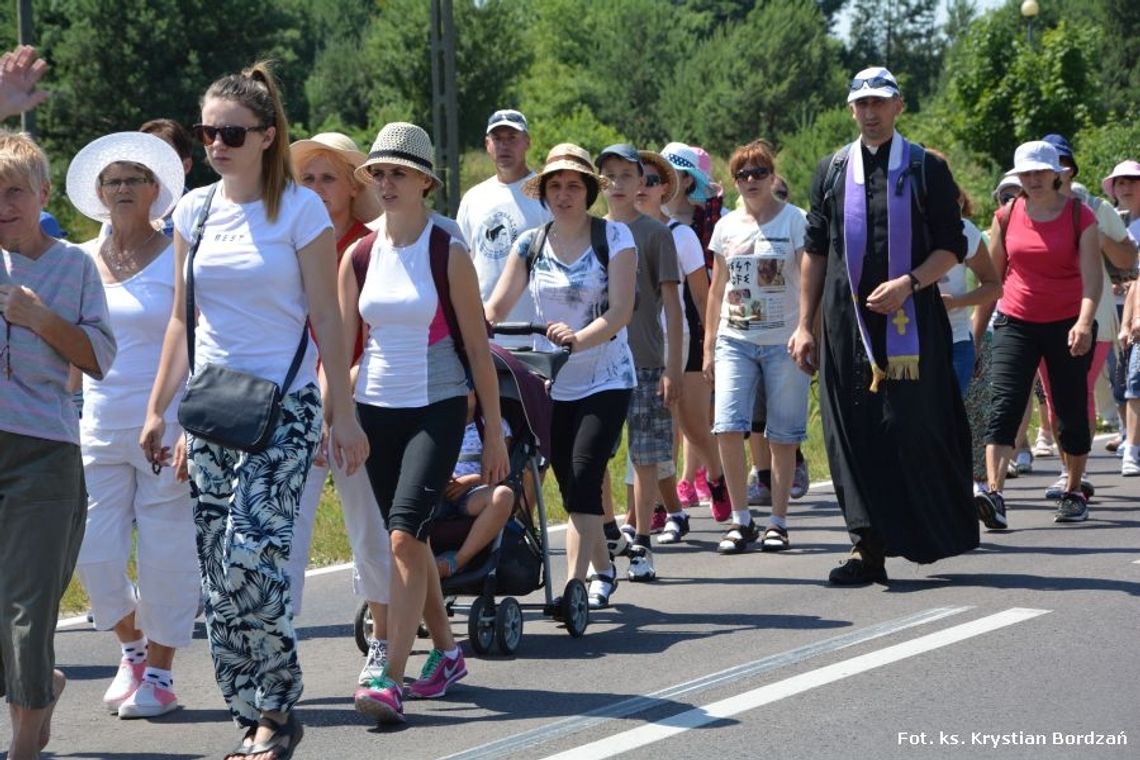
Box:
[1,44,1137,760]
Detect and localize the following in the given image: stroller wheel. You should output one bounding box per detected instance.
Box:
[560,580,589,638]
[353,601,372,655]
[467,595,496,655]
[495,597,523,655]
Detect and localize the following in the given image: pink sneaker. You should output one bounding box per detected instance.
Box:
[650,504,667,534]
[708,475,732,523]
[103,658,145,712]
[407,649,467,699]
[694,467,712,504]
[675,479,699,508]
[118,680,179,718]
[354,676,405,724]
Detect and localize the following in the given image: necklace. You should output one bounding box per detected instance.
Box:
[101,229,161,278]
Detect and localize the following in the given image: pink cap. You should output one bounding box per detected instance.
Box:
[1101,160,1140,201]
[691,145,712,176]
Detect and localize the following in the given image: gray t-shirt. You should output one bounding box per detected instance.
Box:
[623,214,680,369]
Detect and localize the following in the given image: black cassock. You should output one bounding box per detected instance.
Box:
[805,138,978,564]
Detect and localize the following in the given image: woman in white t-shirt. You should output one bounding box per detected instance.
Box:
[342,122,507,726]
[932,173,1001,400]
[704,141,810,555]
[141,62,367,760]
[487,144,637,608]
[66,132,197,721]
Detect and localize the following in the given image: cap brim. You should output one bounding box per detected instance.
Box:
[486,121,527,134]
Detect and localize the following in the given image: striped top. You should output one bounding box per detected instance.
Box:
[1,241,116,444]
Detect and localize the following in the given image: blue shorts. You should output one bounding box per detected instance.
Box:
[711,334,809,443]
[437,484,488,520]
[1126,344,1140,400]
[951,339,976,400]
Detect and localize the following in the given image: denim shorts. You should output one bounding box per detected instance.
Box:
[1126,343,1140,400]
[712,334,809,443]
[951,338,976,400]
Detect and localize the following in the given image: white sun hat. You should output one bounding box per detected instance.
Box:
[1011,141,1066,175]
[66,132,185,223]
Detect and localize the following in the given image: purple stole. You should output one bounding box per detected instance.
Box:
[842,134,920,392]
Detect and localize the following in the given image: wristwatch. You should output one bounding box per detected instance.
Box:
[907,272,921,293]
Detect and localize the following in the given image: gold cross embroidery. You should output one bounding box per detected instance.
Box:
[892,309,910,335]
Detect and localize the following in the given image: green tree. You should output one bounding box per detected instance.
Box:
[846,0,942,107]
[659,0,843,156]
[775,107,856,207]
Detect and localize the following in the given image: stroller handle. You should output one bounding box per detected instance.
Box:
[492,321,550,336]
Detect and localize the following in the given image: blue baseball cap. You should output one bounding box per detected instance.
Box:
[1041,133,1077,176]
[595,143,642,170]
[39,210,67,239]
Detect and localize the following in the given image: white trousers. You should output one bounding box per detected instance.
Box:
[289,457,390,616]
[76,424,199,649]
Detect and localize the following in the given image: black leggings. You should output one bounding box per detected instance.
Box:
[985,313,1096,456]
[358,396,467,541]
[550,389,631,516]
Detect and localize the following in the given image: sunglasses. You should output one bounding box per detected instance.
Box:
[100,176,153,190]
[644,174,664,188]
[734,166,772,182]
[193,124,267,148]
[998,192,1019,205]
[849,75,898,92]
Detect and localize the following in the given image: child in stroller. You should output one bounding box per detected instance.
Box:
[434,392,515,580]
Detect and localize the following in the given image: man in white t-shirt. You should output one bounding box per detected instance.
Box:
[457,109,552,347]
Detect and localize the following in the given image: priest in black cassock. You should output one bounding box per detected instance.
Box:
[788,66,978,585]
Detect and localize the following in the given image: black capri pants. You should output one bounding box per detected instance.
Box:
[985,313,1096,456]
[550,389,632,515]
[358,395,467,541]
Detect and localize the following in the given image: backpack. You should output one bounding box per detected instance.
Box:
[525,216,638,309]
[822,141,929,217]
[350,224,485,371]
[996,196,1081,268]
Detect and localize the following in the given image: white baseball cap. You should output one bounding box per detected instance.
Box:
[847,66,901,103]
[1011,141,1066,175]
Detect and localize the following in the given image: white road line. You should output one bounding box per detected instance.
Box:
[441,606,971,760]
[540,607,1050,760]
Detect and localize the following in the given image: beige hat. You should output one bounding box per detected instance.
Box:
[522,143,610,199]
[290,132,381,224]
[355,122,442,191]
[638,149,679,204]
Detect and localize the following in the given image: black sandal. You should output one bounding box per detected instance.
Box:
[242,713,304,760]
[225,726,258,759]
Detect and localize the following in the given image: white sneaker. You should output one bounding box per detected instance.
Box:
[358,638,389,685]
[1123,459,1140,477]
[627,545,657,582]
[1044,474,1067,500]
[587,565,618,609]
[103,658,145,712]
[1014,450,1033,474]
[118,680,178,719]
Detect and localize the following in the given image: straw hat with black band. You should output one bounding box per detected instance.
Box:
[355,122,443,191]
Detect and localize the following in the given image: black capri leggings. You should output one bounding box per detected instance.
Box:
[358,395,467,541]
[985,313,1096,456]
[550,389,632,516]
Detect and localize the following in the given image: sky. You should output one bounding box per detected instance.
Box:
[835,0,1010,42]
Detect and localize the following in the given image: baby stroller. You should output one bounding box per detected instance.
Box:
[353,323,587,656]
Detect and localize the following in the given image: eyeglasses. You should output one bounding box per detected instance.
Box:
[644,174,663,188]
[192,124,267,148]
[99,176,153,189]
[849,75,898,92]
[734,167,772,182]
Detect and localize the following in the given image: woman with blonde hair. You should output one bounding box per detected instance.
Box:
[0,130,116,760]
[141,62,367,760]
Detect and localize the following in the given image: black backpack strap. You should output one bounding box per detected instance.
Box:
[822,143,852,207]
[907,141,928,217]
[590,216,610,270]
[525,221,553,276]
[667,220,682,231]
[1071,196,1082,252]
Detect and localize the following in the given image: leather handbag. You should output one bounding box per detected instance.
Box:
[177,185,309,452]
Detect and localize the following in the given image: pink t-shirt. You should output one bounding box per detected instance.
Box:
[997,197,1095,323]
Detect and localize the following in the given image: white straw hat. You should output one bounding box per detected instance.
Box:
[1011,141,1065,175]
[355,122,442,191]
[66,132,185,224]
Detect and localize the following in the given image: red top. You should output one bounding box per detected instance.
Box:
[997,197,1095,323]
[312,219,371,366]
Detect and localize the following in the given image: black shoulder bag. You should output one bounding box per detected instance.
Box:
[177,184,310,452]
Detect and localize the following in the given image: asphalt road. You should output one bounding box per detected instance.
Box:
[10,441,1139,760]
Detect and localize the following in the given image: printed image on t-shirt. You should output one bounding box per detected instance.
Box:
[723,237,790,332]
[475,209,519,262]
